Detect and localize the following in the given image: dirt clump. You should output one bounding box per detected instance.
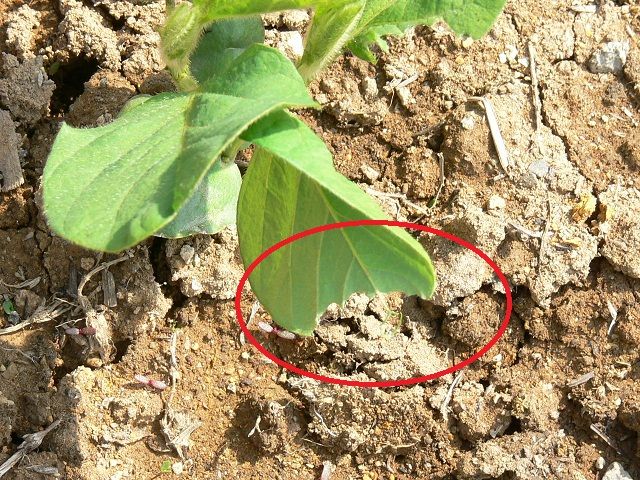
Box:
[289,378,446,459]
[166,227,244,299]
[57,0,120,69]
[314,57,389,126]
[4,5,41,60]
[66,71,135,127]
[246,391,305,454]
[0,109,24,192]
[0,54,54,125]
[424,205,506,306]
[443,291,505,349]
[599,185,640,278]
[1,0,640,478]
[0,391,16,446]
[450,380,512,443]
[456,430,595,479]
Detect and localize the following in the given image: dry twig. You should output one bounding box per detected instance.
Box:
[427,153,446,209]
[468,96,510,171]
[0,419,61,478]
[160,331,202,460]
[567,371,594,388]
[606,300,618,335]
[528,42,543,132]
[0,277,41,289]
[77,256,128,312]
[440,371,464,422]
[590,424,622,454]
[0,300,70,336]
[366,187,431,217]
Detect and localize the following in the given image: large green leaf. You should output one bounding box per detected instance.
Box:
[157,161,241,238]
[190,17,265,84]
[238,111,435,335]
[367,0,507,36]
[349,0,507,61]
[43,45,315,252]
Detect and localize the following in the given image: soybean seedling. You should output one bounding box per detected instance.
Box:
[258,321,297,341]
[135,374,168,391]
[42,0,506,336]
[64,326,97,337]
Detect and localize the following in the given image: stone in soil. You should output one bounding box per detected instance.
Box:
[264,30,304,61]
[602,462,634,480]
[588,41,630,74]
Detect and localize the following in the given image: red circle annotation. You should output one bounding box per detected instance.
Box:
[234,220,513,388]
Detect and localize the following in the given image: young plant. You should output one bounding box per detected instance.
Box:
[42,0,505,335]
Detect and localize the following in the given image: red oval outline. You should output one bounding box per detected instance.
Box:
[234,220,512,388]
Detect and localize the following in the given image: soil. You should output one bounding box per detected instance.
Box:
[1,1,640,479]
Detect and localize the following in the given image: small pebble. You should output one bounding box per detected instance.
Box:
[190,278,203,293]
[80,257,95,271]
[529,160,550,178]
[488,195,506,210]
[596,457,606,470]
[180,244,195,264]
[360,164,380,183]
[172,462,184,475]
[602,462,633,480]
[505,45,518,62]
[461,37,473,49]
[461,114,476,130]
[361,77,378,99]
[589,41,630,74]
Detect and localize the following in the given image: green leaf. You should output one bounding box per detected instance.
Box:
[296,0,365,81]
[158,16,263,238]
[191,0,366,83]
[190,17,265,85]
[238,111,435,335]
[160,2,203,89]
[160,460,172,473]
[43,45,315,252]
[2,299,15,315]
[349,0,506,60]
[157,161,241,238]
[193,0,319,21]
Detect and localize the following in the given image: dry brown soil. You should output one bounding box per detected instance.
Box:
[1,1,640,479]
